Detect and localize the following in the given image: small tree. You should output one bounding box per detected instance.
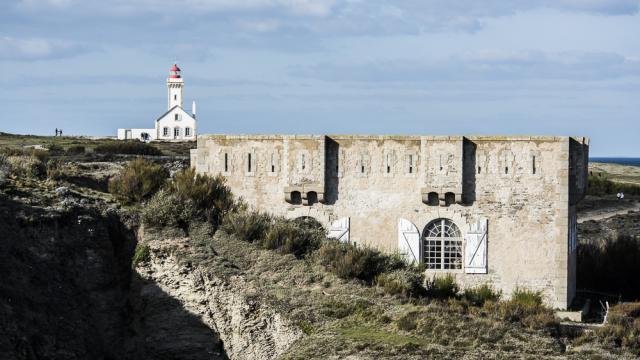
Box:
[109,158,168,204]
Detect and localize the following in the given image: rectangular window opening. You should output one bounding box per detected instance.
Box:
[387,166,390,173]
[505,167,509,174]
[224,153,228,172]
[247,153,252,173]
[478,166,481,174]
[532,156,537,174]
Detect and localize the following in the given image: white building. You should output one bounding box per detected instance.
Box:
[117,64,197,141]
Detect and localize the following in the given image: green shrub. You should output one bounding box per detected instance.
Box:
[588,175,640,196]
[375,269,425,298]
[66,145,86,154]
[7,155,46,179]
[167,168,236,227]
[396,311,420,331]
[108,158,168,204]
[0,154,10,186]
[463,284,502,306]
[578,235,640,300]
[222,210,273,243]
[141,189,197,230]
[47,143,64,153]
[595,302,640,354]
[425,274,459,299]
[132,243,151,268]
[486,287,557,330]
[316,241,389,282]
[263,218,324,258]
[95,141,162,156]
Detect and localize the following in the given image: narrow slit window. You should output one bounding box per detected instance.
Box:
[477,166,481,174]
[409,154,414,174]
[270,153,275,173]
[247,153,252,172]
[301,154,306,170]
[532,155,537,174]
[505,166,509,174]
[224,153,229,172]
[386,154,391,173]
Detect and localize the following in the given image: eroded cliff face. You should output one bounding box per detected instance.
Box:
[0,196,137,359]
[135,238,303,360]
[0,196,230,360]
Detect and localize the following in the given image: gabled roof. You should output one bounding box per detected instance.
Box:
[155,105,195,122]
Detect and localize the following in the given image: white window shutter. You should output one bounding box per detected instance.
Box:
[328,217,350,243]
[398,218,420,264]
[465,218,488,274]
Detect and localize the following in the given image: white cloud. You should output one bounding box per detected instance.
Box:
[0,36,87,60]
[291,50,640,83]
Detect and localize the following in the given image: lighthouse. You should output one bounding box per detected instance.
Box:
[117,63,197,141]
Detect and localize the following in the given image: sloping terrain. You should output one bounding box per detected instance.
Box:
[137,225,633,359]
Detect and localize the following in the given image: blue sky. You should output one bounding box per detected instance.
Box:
[1,0,639,156]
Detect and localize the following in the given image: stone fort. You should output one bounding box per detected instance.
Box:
[191,135,589,309]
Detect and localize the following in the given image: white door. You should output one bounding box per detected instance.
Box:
[125,130,132,139]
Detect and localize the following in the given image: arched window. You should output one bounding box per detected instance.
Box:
[422,219,463,270]
[163,127,169,136]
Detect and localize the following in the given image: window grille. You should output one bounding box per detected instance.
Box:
[423,219,463,270]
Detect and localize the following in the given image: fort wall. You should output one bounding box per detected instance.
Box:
[192,135,589,309]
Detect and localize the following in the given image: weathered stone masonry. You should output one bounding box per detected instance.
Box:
[192,135,589,309]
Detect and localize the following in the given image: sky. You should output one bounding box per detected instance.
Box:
[1,0,639,156]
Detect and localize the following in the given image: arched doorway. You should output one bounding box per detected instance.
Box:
[422,218,463,270]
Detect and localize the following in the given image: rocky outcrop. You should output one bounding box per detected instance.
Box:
[0,196,136,359]
[0,195,229,360]
[136,239,303,360]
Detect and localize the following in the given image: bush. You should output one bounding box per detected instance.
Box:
[108,158,168,204]
[47,143,64,153]
[0,154,10,186]
[263,218,324,258]
[66,145,85,154]
[376,269,425,298]
[95,141,162,156]
[425,274,459,299]
[7,155,46,179]
[222,210,273,243]
[132,243,151,268]
[141,189,197,231]
[167,168,236,227]
[595,302,640,354]
[588,175,640,196]
[316,241,389,282]
[487,288,557,330]
[463,284,502,306]
[320,299,370,319]
[46,159,64,180]
[578,235,640,300]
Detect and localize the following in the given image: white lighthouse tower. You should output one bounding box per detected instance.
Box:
[167,64,184,109]
[116,63,197,141]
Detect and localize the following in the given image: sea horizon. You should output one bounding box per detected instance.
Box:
[590,157,640,167]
